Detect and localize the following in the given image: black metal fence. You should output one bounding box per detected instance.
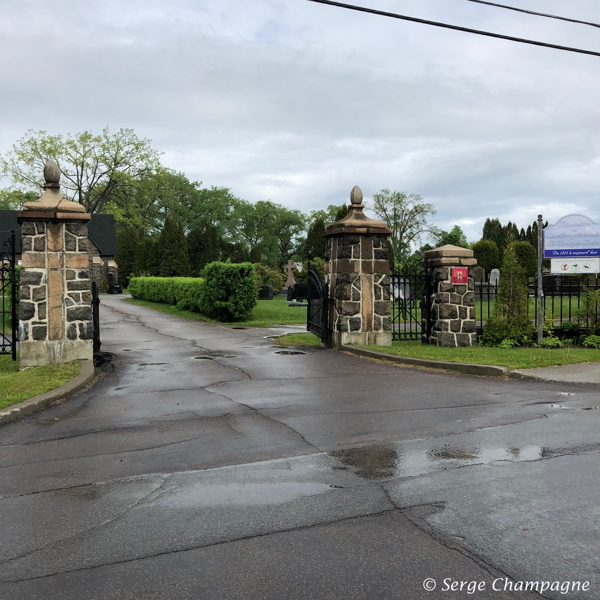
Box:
[306,265,329,344]
[92,281,101,354]
[0,231,17,361]
[391,261,431,341]
[475,275,600,332]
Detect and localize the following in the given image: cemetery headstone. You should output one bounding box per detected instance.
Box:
[258,285,273,300]
[489,269,500,286]
[284,260,296,290]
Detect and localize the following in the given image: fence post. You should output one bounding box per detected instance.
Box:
[536,214,544,343]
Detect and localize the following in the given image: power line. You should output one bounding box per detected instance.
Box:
[306,0,600,57]
[465,0,600,30]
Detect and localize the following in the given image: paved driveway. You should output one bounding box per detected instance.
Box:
[1,295,598,599]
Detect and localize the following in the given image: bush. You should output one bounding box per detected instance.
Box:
[512,241,537,278]
[253,264,286,293]
[472,239,500,273]
[129,277,205,312]
[483,245,533,346]
[582,335,600,349]
[200,262,257,321]
[576,288,600,334]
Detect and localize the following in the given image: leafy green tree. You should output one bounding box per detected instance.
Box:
[0,189,37,210]
[159,217,189,277]
[472,239,500,273]
[304,217,327,260]
[512,241,537,278]
[132,237,155,276]
[1,128,162,214]
[370,189,435,263]
[309,204,348,225]
[432,225,470,248]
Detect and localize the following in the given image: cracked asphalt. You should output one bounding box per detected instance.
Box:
[1,294,599,600]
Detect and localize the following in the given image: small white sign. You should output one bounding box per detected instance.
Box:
[550,258,600,274]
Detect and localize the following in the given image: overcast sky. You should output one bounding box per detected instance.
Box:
[2,0,600,242]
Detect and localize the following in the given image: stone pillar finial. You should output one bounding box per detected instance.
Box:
[350,185,363,206]
[43,159,61,186]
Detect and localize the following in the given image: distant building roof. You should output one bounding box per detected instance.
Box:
[0,210,117,257]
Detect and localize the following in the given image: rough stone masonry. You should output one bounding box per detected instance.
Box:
[18,160,93,367]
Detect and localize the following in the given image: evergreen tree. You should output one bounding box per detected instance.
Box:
[115,224,141,287]
[334,204,349,221]
[132,237,155,276]
[159,216,189,277]
[146,239,161,276]
[472,239,500,273]
[187,227,206,277]
[304,217,327,260]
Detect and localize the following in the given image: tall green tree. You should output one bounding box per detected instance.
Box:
[115,224,141,287]
[370,189,435,263]
[1,128,162,214]
[159,217,189,277]
[304,217,327,260]
[431,225,470,248]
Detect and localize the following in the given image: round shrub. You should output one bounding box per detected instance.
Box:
[512,241,537,278]
[200,262,257,321]
[472,239,499,274]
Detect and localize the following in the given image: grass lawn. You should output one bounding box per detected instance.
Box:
[125,294,307,328]
[0,355,80,410]
[278,332,321,347]
[359,341,600,370]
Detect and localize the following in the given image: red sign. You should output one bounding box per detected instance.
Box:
[452,267,468,284]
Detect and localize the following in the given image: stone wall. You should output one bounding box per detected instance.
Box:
[324,234,391,347]
[19,220,93,367]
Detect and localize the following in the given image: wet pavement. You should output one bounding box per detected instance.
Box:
[1,294,599,599]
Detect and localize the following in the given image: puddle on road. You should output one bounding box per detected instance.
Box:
[232,327,247,330]
[138,363,168,366]
[275,350,306,355]
[330,443,546,481]
[195,356,214,360]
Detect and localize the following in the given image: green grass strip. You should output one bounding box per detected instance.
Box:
[0,356,80,410]
[359,341,600,370]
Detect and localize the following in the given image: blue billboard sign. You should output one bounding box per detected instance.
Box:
[544,214,600,259]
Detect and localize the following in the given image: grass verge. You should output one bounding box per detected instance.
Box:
[0,356,80,410]
[125,294,307,327]
[278,332,321,347]
[359,341,600,370]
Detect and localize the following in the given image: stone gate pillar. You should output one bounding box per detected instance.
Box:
[323,186,392,349]
[17,160,93,368]
[424,245,477,347]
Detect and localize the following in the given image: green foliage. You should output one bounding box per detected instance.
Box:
[159,217,189,277]
[304,217,327,260]
[472,239,499,273]
[1,128,161,214]
[512,241,537,278]
[370,189,435,264]
[129,277,205,311]
[115,224,141,287]
[200,262,257,321]
[431,225,470,248]
[575,288,600,334]
[535,336,563,348]
[253,263,286,293]
[498,338,516,349]
[187,225,220,276]
[561,320,580,333]
[582,335,600,349]
[543,307,554,336]
[0,189,37,210]
[483,246,533,346]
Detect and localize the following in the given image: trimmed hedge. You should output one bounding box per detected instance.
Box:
[129,277,205,312]
[128,262,257,322]
[201,262,257,321]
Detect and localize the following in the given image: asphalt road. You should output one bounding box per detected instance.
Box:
[1,294,599,600]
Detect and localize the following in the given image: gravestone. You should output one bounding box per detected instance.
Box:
[258,285,273,300]
[283,260,296,290]
[489,269,500,286]
[472,265,485,284]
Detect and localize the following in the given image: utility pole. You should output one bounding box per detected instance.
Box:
[536,214,544,343]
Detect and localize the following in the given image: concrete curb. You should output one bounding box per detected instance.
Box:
[342,345,508,378]
[0,360,96,425]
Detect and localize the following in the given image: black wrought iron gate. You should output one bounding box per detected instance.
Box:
[306,263,330,344]
[391,260,432,341]
[1,231,17,361]
[92,281,101,354]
